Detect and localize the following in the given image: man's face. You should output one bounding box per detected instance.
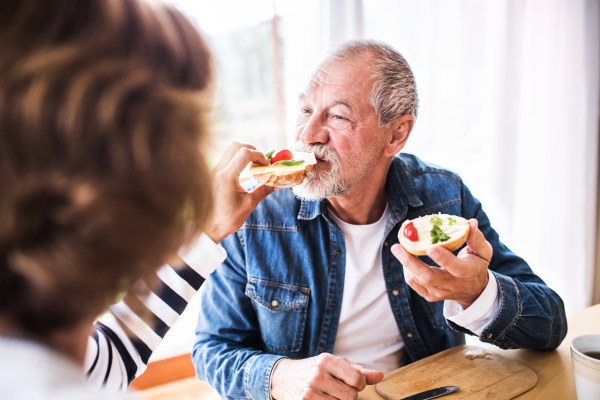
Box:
[293,58,389,200]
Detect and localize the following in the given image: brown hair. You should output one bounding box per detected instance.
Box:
[0,0,213,336]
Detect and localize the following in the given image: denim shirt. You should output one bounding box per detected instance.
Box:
[193,153,567,400]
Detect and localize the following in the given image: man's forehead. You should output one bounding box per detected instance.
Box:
[300,60,374,100]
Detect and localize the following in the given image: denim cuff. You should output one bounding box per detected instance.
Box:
[477,271,522,349]
[244,353,288,400]
[444,270,501,336]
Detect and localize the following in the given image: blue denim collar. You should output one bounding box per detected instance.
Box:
[296,157,423,222]
[297,198,322,220]
[387,157,423,214]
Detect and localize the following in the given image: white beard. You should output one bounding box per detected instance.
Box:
[292,143,350,200]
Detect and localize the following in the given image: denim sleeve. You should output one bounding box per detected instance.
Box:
[192,231,286,400]
[446,183,568,350]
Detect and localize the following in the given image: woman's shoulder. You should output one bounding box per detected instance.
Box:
[0,336,134,400]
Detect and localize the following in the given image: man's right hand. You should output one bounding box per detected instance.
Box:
[271,353,384,400]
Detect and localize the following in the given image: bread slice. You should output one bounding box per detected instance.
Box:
[399,214,470,256]
[249,151,316,188]
[253,164,313,188]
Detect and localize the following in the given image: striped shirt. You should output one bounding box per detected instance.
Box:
[84,234,227,392]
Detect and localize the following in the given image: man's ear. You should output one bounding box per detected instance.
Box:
[384,114,414,157]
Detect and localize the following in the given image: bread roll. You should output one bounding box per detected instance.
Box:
[253,164,313,188]
[249,151,316,188]
[399,214,470,256]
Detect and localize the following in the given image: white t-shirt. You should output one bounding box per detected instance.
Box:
[329,206,501,372]
[330,205,404,372]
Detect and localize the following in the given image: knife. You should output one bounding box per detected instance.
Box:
[399,386,460,400]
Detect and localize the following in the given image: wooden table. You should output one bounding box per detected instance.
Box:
[137,304,600,400]
[358,303,600,400]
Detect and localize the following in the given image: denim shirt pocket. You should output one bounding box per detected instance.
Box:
[245,278,310,353]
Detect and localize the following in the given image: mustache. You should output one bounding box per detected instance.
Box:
[294,143,340,164]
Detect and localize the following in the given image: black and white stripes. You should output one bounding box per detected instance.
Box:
[84,234,226,392]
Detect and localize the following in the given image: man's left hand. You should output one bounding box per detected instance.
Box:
[391,219,493,309]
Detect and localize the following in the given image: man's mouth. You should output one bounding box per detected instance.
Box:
[313,157,331,170]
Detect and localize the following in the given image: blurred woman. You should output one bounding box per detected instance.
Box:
[0,0,275,397]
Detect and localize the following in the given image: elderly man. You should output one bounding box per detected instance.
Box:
[193,40,567,400]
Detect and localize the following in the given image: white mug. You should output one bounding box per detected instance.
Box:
[571,334,600,399]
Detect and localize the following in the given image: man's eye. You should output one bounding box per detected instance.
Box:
[301,109,311,114]
[333,115,346,120]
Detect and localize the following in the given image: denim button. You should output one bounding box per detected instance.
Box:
[330,301,337,307]
[392,290,399,296]
[271,300,279,307]
[487,333,493,339]
[406,332,413,338]
[334,249,342,256]
[384,242,388,247]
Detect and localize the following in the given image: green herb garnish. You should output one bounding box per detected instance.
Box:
[448,217,457,225]
[264,149,275,161]
[430,215,444,227]
[273,160,305,166]
[431,224,451,243]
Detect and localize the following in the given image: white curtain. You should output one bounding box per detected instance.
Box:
[359,0,600,314]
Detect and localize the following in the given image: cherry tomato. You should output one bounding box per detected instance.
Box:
[270,149,293,164]
[404,222,419,242]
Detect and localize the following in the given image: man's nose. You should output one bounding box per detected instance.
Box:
[299,114,328,145]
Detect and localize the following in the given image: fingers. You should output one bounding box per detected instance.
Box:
[227,147,269,177]
[342,359,384,386]
[392,220,492,306]
[322,355,367,391]
[321,374,359,400]
[390,243,416,267]
[312,391,338,400]
[360,369,384,385]
[272,354,377,400]
[249,184,278,205]
[345,360,384,385]
[391,244,443,288]
[392,244,452,302]
[426,245,467,277]
[402,267,431,298]
[465,219,493,262]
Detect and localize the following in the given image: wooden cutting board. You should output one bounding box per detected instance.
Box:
[376,345,537,400]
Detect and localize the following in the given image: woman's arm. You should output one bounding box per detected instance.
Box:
[85,234,226,391]
[84,142,276,392]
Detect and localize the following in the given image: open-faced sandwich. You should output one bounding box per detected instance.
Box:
[399,214,470,256]
[249,149,316,188]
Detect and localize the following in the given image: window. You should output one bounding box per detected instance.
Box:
[152,0,320,359]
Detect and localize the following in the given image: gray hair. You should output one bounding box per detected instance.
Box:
[322,39,419,128]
